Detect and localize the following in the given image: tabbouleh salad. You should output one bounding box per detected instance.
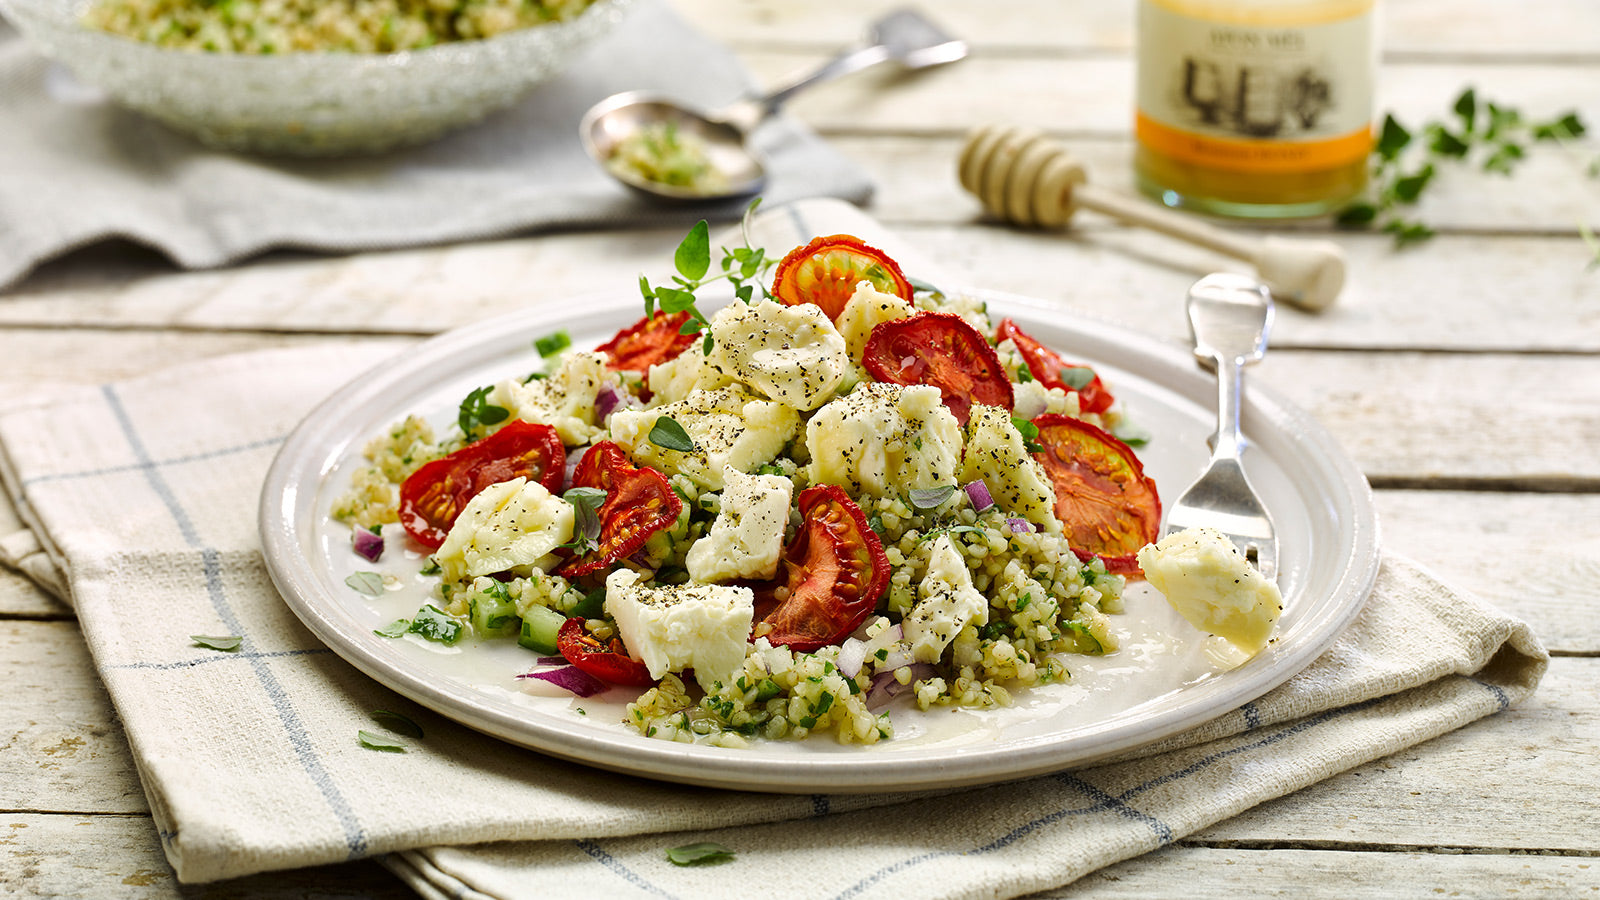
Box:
[333,222,1180,748]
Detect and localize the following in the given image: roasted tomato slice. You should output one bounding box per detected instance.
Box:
[1031,414,1160,576]
[556,617,655,686]
[557,441,683,578]
[771,234,914,321]
[861,311,1015,426]
[398,420,565,550]
[748,485,890,653]
[996,319,1114,414]
[595,310,697,373]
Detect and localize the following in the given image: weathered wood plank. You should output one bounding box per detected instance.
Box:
[2,225,1597,354]
[0,813,412,899]
[671,0,1600,60]
[1050,845,1600,898]
[1195,658,1599,851]
[0,621,146,814]
[0,569,65,618]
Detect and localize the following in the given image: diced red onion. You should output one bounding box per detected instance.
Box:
[963,480,995,513]
[837,638,867,679]
[595,385,623,421]
[518,665,607,697]
[534,656,566,666]
[352,528,384,562]
[1006,517,1033,534]
[864,662,936,710]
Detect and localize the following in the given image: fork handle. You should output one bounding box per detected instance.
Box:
[1210,353,1248,461]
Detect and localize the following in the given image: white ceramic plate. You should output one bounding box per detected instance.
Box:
[259,289,1379,793]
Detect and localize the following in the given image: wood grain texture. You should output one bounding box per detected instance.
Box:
[671,0,1600,59]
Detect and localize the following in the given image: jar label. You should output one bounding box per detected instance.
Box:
[1136,0,1376,173]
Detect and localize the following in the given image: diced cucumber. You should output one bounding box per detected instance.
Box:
[470,591,520,639]
[518,605,567,655]
[408,604,463,645]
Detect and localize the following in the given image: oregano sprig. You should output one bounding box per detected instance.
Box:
[1339,88,1593,248]
[638,201,778,355]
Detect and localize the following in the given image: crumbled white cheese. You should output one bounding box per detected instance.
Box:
[959,404,1061,534]
[646,343,734,406]
[490,351,616,446]
[902,535,989,663]
[685,466,793,583]
[608,385,798,490]
[434,477,573,583]
[1137,527,1282,656]
[605,569,754,693]
[700,299,850,411]
[834,282,914,370]
[805,382,963,496]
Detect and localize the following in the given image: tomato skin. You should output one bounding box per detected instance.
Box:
[556,617,656,686]
[861,311,1015,426]
[556,441,683,578]
[772,234,914,321]
[1031,414,1160,576]
[996,319,1114,414]
[748,485,889,653]
[398,420,566,550]
[595,310,697,374]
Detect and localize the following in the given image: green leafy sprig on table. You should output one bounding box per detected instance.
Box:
[639,201,779,356]
[1337,88,1593,248]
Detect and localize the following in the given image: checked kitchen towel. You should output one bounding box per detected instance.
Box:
[0,203,1547,898]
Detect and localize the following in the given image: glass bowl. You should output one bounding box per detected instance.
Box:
[0,0,634,156]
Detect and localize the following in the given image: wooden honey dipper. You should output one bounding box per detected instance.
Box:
[959,126,1347,310]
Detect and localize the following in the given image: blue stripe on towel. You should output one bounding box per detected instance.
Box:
[107,647,334,671]
[103,385,370,860]
[573,840,680,899]
[20,434,286,487]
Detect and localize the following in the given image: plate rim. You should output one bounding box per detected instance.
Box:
[258,287,1380,793]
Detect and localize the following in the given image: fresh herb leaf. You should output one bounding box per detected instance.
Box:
[907,276,943,295]
[358,730,407,753]
[534,330,571,358]
[674,220,712,282]
[1014,364,1033,383]
[1058,366,1095,390]
[664,840,735,866]
[649,416,696,453]
[1427,125,1469,158]
[639,274,656,317]
[1383,219,1436,246]
[374,619,410,638]
[908,485,957,510]
[1011,416,1044,453]
[1482,142,1525,175]
[1391,163,1436,202]
[191,634,242,652]
[1335,202,1378,227]
[1111,419,1152,447]
[1375,114,1411,160]
[571,586,608,619]
[866,513,885,536]
[1453,87,1477,133]
[1579,221,1600,271]
[563,486,606,553]
[345,571,385,596]
[371,709,424,738]
[1532,111,1586,141]
[457,385,509,437]
[407,605,464,645]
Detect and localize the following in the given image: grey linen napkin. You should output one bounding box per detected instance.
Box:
[0,205,1547,896]
[0,0,873,290]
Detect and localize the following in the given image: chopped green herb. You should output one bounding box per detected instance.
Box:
[456,384,509,438]
[345,571,384,596]
[374,619,410,639]
[907,276,943,296]
[418,558,442,576]
[1058,366,1095,390]
[866,514,885,536]
[358,730,407,753]
[754,678,781,701]
[814,693,834,715]
[908,485,957,510]
[371,709,424,738]
[757,463,786,477]
[665,842,735,867]
[649,416,696,453]
[534,330,572,358]
[1110,419,1152,447]
[407,604,463,645]
[1015,364,1034,383]
[1012,416,1044,453]
[190,634,242,652]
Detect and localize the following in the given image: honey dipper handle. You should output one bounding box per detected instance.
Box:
[1074,184,1257,260]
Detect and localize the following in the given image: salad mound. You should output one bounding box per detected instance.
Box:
[333,225,1167,748]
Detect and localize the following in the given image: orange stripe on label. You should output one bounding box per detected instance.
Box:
[1136,113,1372,174]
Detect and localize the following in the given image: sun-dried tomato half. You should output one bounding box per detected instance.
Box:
[771,234,914,321]
[556,441,682,578]
[995,318,1115,414]
[595,310,697,374]
[747,485,889,653]
[398,420,566,550]
[1032,414,1160,576]
[556,617,656,687]
[862,311,1015,426]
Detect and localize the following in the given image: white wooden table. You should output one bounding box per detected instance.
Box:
[2,1,1597,896]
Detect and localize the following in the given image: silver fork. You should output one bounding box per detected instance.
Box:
[1163,273,1279,580]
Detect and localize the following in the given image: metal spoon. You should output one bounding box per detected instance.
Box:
[580,8,966,202]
